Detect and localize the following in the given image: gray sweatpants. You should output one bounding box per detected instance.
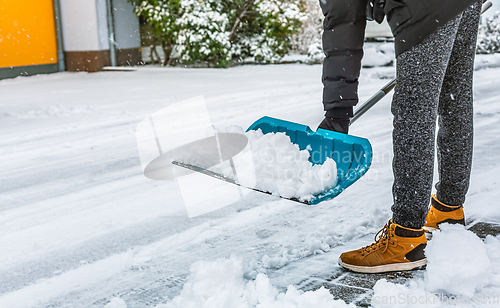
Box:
[391,2,482,229]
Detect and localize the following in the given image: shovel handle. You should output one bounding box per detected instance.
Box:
[350,0,492,126]
[351,78,396,125]
[482,1,493,14]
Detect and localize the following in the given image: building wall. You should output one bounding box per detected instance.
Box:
[59,0,141,70]
[113,0,142,65]
[113,0,141,50]
[0,0,59,78]
[96,0,111,51]
[59,0,110,71]
[59,0,99,51]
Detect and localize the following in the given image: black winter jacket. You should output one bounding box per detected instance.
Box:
[320,0,479,116]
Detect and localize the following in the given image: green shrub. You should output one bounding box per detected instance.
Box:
[130,0,306,67]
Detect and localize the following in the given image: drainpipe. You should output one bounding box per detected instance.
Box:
[106,0,117,66]
[53,0,65,72]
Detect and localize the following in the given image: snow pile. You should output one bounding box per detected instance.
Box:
[371,279,439,308]
[158,256,354,308]
[246,129,337,201]
[307,41,324,64]
[305,42,395,66]
[425,224,491,297]
[104,297,127,308]
[361,43,394,68]
[474,53,500,70]
[370,224,500,307]
[484,234,500,290]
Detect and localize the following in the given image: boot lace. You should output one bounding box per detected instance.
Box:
[362,223,392,255]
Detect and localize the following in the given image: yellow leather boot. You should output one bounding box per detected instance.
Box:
[424,194,465,232]
[339,220,427,273]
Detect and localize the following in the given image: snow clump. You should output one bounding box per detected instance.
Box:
[425,223,491,298]
[245,129,337,202]
[104,297,127,308]
[208,126,338,202]
[158,255,354,308]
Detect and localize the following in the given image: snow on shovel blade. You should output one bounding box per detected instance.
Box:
[173,116,372,205]
[246,117,373,204]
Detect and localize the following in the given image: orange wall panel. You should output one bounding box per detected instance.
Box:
[0,0,58,68]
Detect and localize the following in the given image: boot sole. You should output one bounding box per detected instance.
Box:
[338,258,427,274]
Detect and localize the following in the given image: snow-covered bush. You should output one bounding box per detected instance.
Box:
[176,0,231,67]
[253,0,307,62]
[132,0,230,67]
[131,0,307,66]
[133,0,182,65]
[477,12,500,54]
[307,41,324,64]
[223,0,307,63]
[290,0,323,55]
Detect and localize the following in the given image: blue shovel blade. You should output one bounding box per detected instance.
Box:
[247,116,373,204]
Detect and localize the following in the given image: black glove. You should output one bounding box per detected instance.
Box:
[318,117,350,134]
[366,0,385,24]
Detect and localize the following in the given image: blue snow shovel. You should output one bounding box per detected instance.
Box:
[170,79,394,205]
[245,78,399,204]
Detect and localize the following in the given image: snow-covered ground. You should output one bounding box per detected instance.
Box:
[1,61,500,307]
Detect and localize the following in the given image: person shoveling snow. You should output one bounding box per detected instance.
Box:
[316,0,485,273]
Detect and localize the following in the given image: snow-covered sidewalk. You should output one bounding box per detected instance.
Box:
[1,63,500,307]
